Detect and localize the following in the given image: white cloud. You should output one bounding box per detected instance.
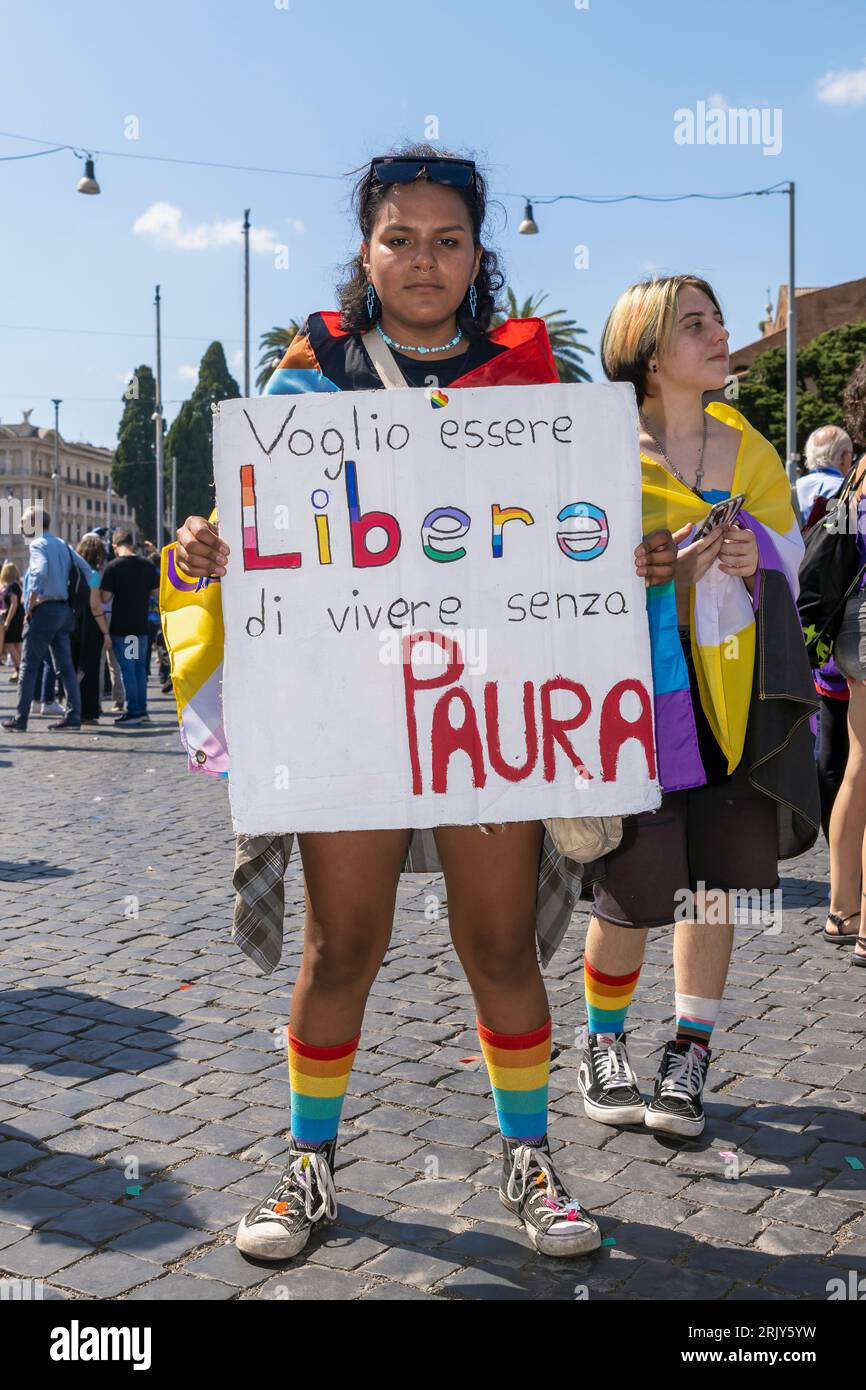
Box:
[178,364,199,383]
[704,93,730,110]
[230,350,244,373]
[285,217,305,234]
[133,202,283,254]
[817,60,866,106]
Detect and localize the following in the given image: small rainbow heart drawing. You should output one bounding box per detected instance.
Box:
[429,389,449,408]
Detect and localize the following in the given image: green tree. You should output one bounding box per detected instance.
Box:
[166,342,239,523]
[494,288,594,383]
[256,321,302,393]
[737,321,866,458]
[113,364,158,540]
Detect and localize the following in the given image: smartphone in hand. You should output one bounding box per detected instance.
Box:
[692,492,746,542]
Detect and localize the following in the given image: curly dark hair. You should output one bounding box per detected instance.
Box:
[336,142,505,341]
[843,358,866,453]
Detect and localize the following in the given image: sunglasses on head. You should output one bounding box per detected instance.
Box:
[370,156,477,190]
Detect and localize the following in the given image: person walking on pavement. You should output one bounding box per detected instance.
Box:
[96,528,159,727]
[1,507,93,732]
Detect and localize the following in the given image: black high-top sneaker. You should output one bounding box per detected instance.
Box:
[644,1040,711,1137]
[235,1137,338,1260]
[499,1135,601,1256]
[577,1031,646,1126]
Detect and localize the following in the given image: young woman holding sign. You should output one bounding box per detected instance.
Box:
[170,146,677,1263]
[577,275,819,1137]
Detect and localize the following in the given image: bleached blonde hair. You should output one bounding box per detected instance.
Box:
[601,274,723,406]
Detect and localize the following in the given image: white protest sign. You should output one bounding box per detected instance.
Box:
[213,381,661,835]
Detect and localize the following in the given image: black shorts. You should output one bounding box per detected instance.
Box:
[592,628,779,930]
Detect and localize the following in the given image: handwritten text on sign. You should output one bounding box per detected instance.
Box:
[213,382,661,834]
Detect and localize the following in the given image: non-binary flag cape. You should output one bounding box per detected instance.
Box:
[638,400,819,862]
[643,400,804,775]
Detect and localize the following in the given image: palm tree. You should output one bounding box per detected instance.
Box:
[494,289,594,383]
[255,321,302,394]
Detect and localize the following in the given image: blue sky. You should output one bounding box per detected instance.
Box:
[1,0,864,450]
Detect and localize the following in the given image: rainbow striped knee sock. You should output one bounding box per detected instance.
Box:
[584,958,641,1040]
[674,993,720,1051]
[477,1018,551,1143]
[288,1029,360,1149]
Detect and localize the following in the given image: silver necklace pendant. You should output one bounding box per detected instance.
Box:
[640,411,708,498]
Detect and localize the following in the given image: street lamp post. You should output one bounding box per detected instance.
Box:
[154,285,165,547]
[785,181,798,486]
[51,398,62,529]
[243,209,251,397]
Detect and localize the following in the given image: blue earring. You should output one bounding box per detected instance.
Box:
[366,283,377,319]
[468,282,477,317]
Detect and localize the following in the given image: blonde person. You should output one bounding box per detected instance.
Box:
[0,561,24,679]
[576,275,819,1137]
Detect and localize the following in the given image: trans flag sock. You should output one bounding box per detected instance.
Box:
[674,993,720,1051]
[477,1017,551,1144]
[584,958,641,1041]
[288,1029,360,1149]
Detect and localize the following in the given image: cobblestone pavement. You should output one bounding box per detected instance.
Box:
[1,672,865,1303]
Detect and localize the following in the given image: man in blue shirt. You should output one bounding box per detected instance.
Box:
[795,426,854,527]
[2,506,94,732]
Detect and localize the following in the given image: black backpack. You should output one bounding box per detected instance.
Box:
[65,543,90,623]
[797,461,866,667]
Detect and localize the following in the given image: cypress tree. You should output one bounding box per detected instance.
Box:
[166,342,239,523]
[113,364,159,539]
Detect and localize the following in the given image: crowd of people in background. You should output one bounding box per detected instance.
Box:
[0,514,170,734]
[2,348,866,999]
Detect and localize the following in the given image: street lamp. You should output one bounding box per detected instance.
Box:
[518,200,539,235]
[76,155,100,195]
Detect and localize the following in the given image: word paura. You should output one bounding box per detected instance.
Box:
[402,630,656,794]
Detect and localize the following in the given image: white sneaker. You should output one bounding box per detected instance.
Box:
[235,1141,338,1260]
[499,1137,601,1257]
[40,701,65,717]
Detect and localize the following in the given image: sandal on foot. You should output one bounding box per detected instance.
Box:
[852,934,866,969]
[823,910,861,944]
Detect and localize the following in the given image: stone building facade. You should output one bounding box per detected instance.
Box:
[0,411,136,572]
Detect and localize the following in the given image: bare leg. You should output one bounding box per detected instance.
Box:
[827,683,866,937]
[291,828,411,1045]
[433,820,547,1032]
[673,889,735,1001]
[585,915,649,981]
